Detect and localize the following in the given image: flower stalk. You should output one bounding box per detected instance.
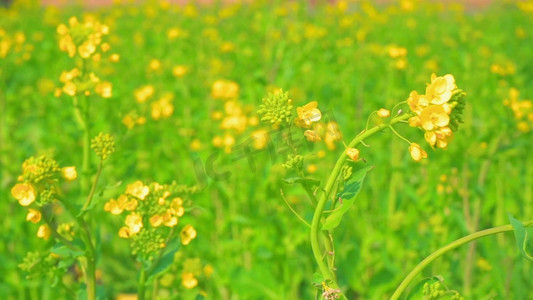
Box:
[390,221,533,300]
[310,111,415,296]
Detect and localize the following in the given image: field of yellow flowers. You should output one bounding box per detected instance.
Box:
[1,0,533,299]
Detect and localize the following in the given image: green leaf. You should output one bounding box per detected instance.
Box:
[321,166,372,230]
[51,245,84,259]
[147,239,181,279]
[282,177,320,186]
[508,214,533,261]
[311,272,325,286]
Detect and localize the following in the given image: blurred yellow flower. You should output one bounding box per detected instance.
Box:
[126,181,150,200]
[377,108,390,118]
[180,225,197,245]
[182,272,198,289]
[118,226,132,238]
[11,183,36,206]
[346,148,360,161]
[251,129,269,150]
[304,129,322,142]
[61,166,77,181]
[149,59,161,71]
[104,194,130,215]
[150,214,163,227]
[211,80,239,100]
[134,85,155,103]
[151,97,174,120]
[163,211,178,227]
[125,213,143,234]
[109,53,120,62]
[26,208,41,223]
[172,65,188,77]
[37,224,51,240]
[170,197,185,217]
[95,81,112,98]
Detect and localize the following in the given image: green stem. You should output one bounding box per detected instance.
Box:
[81,159,103,213]
[310,112,414,294]
[138,267,147,300]
[390,221,533,300]
[81,95,91,195]
[78,219,96,300]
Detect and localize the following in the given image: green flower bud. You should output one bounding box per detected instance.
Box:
[91,132,115,160]
[257,89,293,128]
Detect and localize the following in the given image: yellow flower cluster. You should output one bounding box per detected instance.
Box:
[504,88,532,133]
[55,16,115,100]
[296,101,342,150]
[58,67,112,98]
[11,156,77,239]
[387,45,408,70]
[408,74,457,151]
[0,29,33,63]
[105,181,197,246]
[211,80,267,153]
[57,16,109,59]
[211,79,239,100]
[123,86,174,128]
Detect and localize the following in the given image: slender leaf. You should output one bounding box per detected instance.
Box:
[321,166,372,230]
[509,214,533,261]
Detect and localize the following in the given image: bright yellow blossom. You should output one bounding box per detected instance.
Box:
[182,272,198,289]
[26,209,42,223]
[211,80,239,100]
[377,108,390,118]
[11,183,36,206]
[126,181,150,200]
[125,213,143,234]
[409,143,428,162]
[425,74,456,105]
[295,101,322,128]
[180,225,197,245]
[37,224,51,240]
[61,166,77,181]
[346,148,360,161]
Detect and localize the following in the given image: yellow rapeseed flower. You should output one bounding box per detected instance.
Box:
[11,183,36,206]
[409,143,428,162]
[37,224,51,240]
[295,101,322,128]
[418,104,450,131]
[346,148,360,161]
[61,166,77,181]
[377,108,390,118]
[170,197,185,217]
[180,225,197,245]
[425,74,456,105]
[150,214,163,227]
[126,181,150,200]
[118,226,132,238]
[172,65,188,77]
[26,208,42,223]
[125,213,143,234]
[211,80,239,100]
[182,272,198,289]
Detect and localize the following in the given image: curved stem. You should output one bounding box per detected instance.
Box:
[390,221,533,300]
[310,112,414,294]
[81,159,103,213]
